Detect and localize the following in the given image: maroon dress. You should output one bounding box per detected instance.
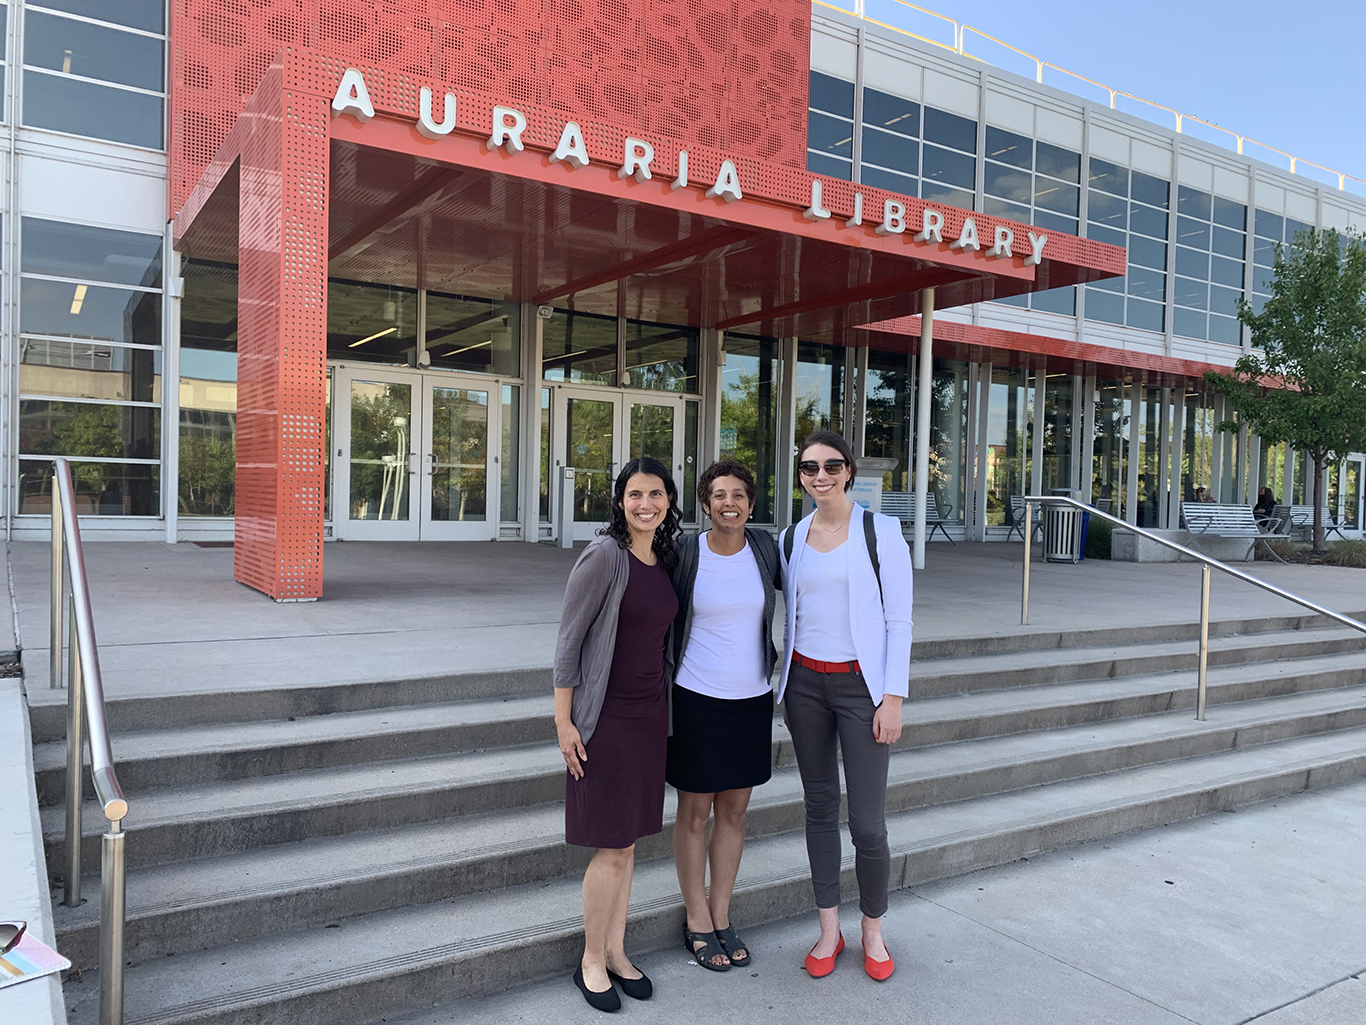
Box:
[565,552,678,849]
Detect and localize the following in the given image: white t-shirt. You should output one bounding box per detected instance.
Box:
[793,540,859,662]
[675,533,771,700]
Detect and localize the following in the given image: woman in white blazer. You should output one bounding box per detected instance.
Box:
[778,430,913,982]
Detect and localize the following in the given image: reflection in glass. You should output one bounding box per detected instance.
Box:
[865,348,913,493]
[429,387,488,522]
[625,321,698,392]
[19,399,159,459]
[809,72,854,118]
[985,127,1030,168]
[629,403,674,464]
[31,0,165,33]
[328,280,418,365]
[862,165,916,196]
[861,128,918,174]
[182,260,237,349]
[565,397,615,523]
[502,385,520,523]
[22,279,160,345]
[23,218,163,287]
[925,359,969,524]
[985,368,1028,527]
[1035,142,1080,183]
[539,388,551,522]
[1042,374,1074,491]
[23,70,163,149]
[425,292,520,376]
[720,335,779,523]
[793,342,845,520]
[921,144,975,191]
[18,459,159,516]
[349,381,412,521]
[543,310,617,385]
[19,340,159,401]
[807,111,854,157]
[1092,382,1129,519]
[24,11,164,91]
[179,344,238,518]
[923,108,976,153]
[863,89,918,134]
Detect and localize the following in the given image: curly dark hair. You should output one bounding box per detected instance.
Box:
[799,430,857,492]
[697,459,757,511]
[600,456,682,570]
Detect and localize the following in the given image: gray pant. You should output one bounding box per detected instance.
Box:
[784,661,891,918]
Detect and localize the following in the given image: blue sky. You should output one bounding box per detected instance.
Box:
[856,0,1366,196]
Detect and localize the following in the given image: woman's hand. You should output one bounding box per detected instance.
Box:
[557,719,588,779]
[872,695,903,745]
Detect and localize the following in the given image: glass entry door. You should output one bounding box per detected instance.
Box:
[1343,458,1363,535]
[552,388,685,541]
[333,367,500,540]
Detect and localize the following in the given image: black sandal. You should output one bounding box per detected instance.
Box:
[714,925,751,967]
[682,925,731,971]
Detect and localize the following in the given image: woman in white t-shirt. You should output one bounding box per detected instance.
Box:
[667,460,781,973]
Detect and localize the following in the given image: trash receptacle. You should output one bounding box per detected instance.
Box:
[1044,504,1082,563]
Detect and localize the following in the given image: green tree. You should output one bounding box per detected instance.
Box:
[1205,228,1366,552]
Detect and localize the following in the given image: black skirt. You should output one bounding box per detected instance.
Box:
[665,685,774,794]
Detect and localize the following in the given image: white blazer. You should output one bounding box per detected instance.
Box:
[777,504,914,705]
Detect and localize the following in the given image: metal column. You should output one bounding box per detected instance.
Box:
[912,288,934,569]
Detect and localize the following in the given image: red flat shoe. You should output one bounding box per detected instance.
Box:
[804,933,844,977]
[863,944,895,982]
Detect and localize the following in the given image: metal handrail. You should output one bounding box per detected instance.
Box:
[1021,495,1366,721]
[48,457,127,1025]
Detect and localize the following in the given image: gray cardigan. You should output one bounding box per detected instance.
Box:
[552,536,675,744]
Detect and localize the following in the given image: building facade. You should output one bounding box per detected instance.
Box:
[1,2,1363,597]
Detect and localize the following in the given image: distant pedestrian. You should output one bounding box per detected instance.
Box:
[1253,486,1278,530]
[668,460,781,972]
[553,457,682,1012]
[779,430,913,982]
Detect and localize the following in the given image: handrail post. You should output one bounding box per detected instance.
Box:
[1021,498,1031,625]
[64,599,85,907]
[100,819,126,1025]
[51,478,63,690]
[1196,564,1210,721]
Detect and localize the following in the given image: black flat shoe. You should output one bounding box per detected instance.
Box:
[573,967,621,1012]
[607,966,653,1000]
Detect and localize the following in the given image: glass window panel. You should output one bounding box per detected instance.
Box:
[1210,255,1243,288]
[1127,298,1165,332]
[1130,171,1169,209]
[1254,209,1283,240]
[990,293,1028,308]
[349,380,415,522]
[1031,286,1076,316]
[19,339,158,401]
[860,164,916,196]
[720,334,779,523]
[1087,190,1127,230]
[19,399,159,459]
[806,151,851,180]
[860,128,918,174]
[542,309,617,385]
[21,278,160,345]
[1085,286,1124,324]
[985,127,1030,168]
[1175,246,1209,279]
[1285,219,1312,242]
[1174,277,1208,310]
[1126,267,1166,301]
[1032,210,1078,234]
[923,107,976,153]
[863,349,914,492]
[1127,235,1167,271]
[862,88,918,135]
[424,292,520,376]
[1177,186,1212,220]
[539,388,550,521]
[1176,216,1210,249]
[1035,142,1081,184]
[807,110,853,157]
[1088,158,1128,196]
[1253,236,1277,267]
[984,162,1031,203]
[982,196,1029,222]
[327,280,418,365]
[179,405,235,517]
[1213,197,1246,231]
[1129,203,1168,240]
[1089,271,1125,293]
[793,342,846,520]
[23,70,163,149]
[182,260,237,350]
[625,320,698,392]
[24,10,163,91]
[1173,306,1207,340]
[1209,284,1242,317]
[1212,225,1245,260]
[429,387,489,522]
[1209,314,1241,345]
[921,144,975,189]
[501,385,520,523]
[19,458,159,516]
[1254,267,1277,292]
[920,182,974,210]
[1249,293,1268,316]
[23,218,162,287]
[809,71,854,118]
[28,0,165,33]
[1086,222,1125,248]
[1034,178,1079,216]
[683,400,698,522]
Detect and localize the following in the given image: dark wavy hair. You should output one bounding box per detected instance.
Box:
[697,459,757,511]
[799,430,857,492]
[600,456,682,569]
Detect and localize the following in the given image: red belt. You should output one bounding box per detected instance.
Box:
[793,652,861,674]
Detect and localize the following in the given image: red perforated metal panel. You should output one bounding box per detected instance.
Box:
[170,0,811,217]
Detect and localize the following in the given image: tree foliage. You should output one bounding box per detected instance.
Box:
[1205,228,1366,552]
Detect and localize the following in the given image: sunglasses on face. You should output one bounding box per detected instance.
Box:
[0,921,25,955]
[798,459,849,477]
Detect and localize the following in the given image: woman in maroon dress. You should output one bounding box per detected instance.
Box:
[553,456,682,1012]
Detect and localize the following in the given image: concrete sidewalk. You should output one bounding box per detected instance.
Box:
[388,779,1366,1025]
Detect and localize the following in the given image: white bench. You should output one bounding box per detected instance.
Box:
[880,491,955,543]
[1276,504,1347,542]
[1184,503,1289,562]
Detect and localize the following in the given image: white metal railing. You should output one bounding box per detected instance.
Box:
[48,457,127,1025]
[1020,495,1366,720]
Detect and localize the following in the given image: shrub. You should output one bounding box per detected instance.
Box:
[1084,517,1112,560]
[1321,540,1366,568]
[1255,539,1304,562]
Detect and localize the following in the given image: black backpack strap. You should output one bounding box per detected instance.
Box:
[782,525,793,565]
[862,509,883,605]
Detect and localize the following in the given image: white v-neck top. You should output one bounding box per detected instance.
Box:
[675,533,770,700]
[792,539,859,662]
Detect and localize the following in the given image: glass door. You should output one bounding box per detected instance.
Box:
[419,381,499,540]
[334,369,420,540]
[557,389,620,541]
[1343,458,1362,535]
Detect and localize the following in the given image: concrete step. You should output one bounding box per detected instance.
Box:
[58,726,1366,1025]
[35,637,1366,806]
[51,685,1366,968]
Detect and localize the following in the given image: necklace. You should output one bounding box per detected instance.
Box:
[814,512,847,533]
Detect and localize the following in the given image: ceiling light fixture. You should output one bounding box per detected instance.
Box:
[69,285,87,315]
[348,327,398,348]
